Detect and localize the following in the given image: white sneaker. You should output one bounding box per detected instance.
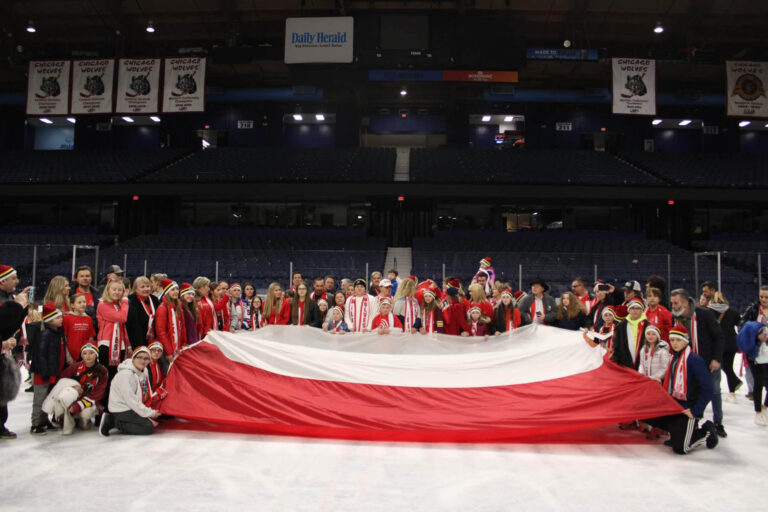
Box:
[725,393,737,404]
[755,412,768,426]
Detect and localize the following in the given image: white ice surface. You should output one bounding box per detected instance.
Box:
[2,370,767,512]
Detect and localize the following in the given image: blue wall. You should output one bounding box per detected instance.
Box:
[283,124,335,148]
[370,115,446,134]
[740,131,768,153]
[653,129,703,153]
[34,126,75,150]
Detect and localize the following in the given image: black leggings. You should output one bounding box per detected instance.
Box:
[98,346,125,406]
[752,362,768,413]
[721,351,742,392]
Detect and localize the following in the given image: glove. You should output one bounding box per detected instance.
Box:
[68,397,94,416]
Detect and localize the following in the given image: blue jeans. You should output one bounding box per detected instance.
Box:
[711,369,723,425]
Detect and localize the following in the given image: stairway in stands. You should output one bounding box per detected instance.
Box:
[394,147,410,181]
[384,247,412,276]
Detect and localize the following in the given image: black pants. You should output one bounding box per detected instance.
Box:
[112,410,154,435]
[1,404,7,429]
[646,414,709,455]
[721,351,742,392]
[751,362,768,413]
[98,346,124,405]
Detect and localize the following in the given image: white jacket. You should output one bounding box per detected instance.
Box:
[108,359,155,417]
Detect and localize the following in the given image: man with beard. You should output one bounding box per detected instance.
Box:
[670,288,726,438]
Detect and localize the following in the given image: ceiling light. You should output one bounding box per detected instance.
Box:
[66,117,76,124]
[315,114,325,121]
[146,20,155,33]
[563,39,571,48]
[39,118,52,124]
[400,88,407,96]
[739,120,751,127]
[653,21,664,34]
[122,116,134,123]
[765,123,768,128]
[678,119,691,126]
[293,114,303,121]
[150,116,161,123]
[504,116,513,122]
[26,21,36,33]
[481,115,491,122]
[652,119,662,125]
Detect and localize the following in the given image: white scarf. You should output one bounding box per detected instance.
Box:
[108,303,122,366]
[667,346,691,401]
[422,309,435,333]
[204,296,218,331]
[378,313,395,329]
[139,296,156,341]
[404,297,418,330]
[170,306,179,353]
[349,295,371,331]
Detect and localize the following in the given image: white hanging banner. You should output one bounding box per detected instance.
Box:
[26,60,71,116]
[115,58,161,113]
[284,17,354,64]
[70,59,115,114]
[611,58,656,116]
[162,57,206,113]
[726,61,768,118]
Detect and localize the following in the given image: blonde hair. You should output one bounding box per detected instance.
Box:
[468,283,488,303]
[43,275,71,312]
[711,291,730,306]
[100,279,125,304]
[133,276,151,293]
[557,291,586,320]
[394,278,416,300]
[193,276,211,293]
[263,282,283,320]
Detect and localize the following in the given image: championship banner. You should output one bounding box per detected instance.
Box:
[162,57,206,113]
[284,17,354,64]
[115,58,161,114]
[612,58,656,116]
[70,59,115,114]
[726,61,768,118]
[26,60,71,116]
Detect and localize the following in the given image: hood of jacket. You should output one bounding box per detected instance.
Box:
[117,358,147,377]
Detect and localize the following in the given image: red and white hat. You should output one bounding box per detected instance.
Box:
[80,342,99,356]
[406,275,418,282]
[379,297,393,307]
[627,298,645,310]
[468,306,482,315]
[0,264,17,283]
[500,288,514,298]
[613,305,628,320]
[669,325,689,342]
[179,282,195,297]
[480,257,492,267]
[230,283,242,291]
[644,324,662,339]
[41,302,62,323]
[132,346,151,359]
[446,278,461,289]
[149,341,164,351]
[160,279,179,297]
[331,305,344,316]
[422,289,437,300]
[513,290,526,301]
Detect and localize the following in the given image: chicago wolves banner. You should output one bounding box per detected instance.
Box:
[162,57,206,113]
[612,58,656,116]
[70,59,115,114]
[160,325,682,443]
[26,60,71,115]
[726,61,768,118]
[115,58,161,114]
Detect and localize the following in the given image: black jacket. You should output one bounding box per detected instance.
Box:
[674,302,725,366]
[740,301,765,328]
[611,318,649,370]
[555,312,589,331]
[291,300,323,328]
[0,290,27,340]
[710,306,740,353]
[126,293,161,349]
[27,322,63,380]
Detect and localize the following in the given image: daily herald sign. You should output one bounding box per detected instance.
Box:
[284,17,353,64]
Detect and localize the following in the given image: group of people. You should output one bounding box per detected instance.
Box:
[2,255,768,456]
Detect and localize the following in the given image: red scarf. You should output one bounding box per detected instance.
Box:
[378,313,395,329]
[599,323,616,353]
[349,295,371,331]
[640,343,658,378]
[422,309,435,333]
[250,311,261,329]
[297,301,305,326]
[108,303,124,366]
[664,346,691,401]
[148,359,163,391]
[404,297,418,330]
[690,313,699,354]
[203,296,218,331]
[139,296,156,341]
[470,320,479,336]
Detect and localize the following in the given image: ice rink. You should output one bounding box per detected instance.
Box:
[2,373,766,512]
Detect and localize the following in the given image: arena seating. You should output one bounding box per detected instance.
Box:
[620,152,768,187]
[141,147,396,183]
[409,148,662,185]
[0,149,191,183]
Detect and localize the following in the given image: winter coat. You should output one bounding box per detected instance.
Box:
[739,301,768,328]
[96,299,130,361]
[59,361,108,409]
[291,299,323,328]
[27,322,65,380]
[555,311,589,331]
[673,299,725,366]
[126,293,160,349]
[156,299,187,356]
[666,349,713,418]
[737,321,765,360]
[0,290,27,340]
[443,300,470,336]
[492,306,521,333]
[638,341,672,381]
[107,359,155,417]
[182,308,200,345]
[611,318,649,370]
[517,294,557,325]
[709,304,740,353]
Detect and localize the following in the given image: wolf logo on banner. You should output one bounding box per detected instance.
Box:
[115,58,161,114]
[71,59,115,114]
[726,61,768,118]
[162,57,206,113]
[612,58,656,116]
[26,60,71,115]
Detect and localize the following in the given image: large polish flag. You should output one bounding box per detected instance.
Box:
[159,325,683,443]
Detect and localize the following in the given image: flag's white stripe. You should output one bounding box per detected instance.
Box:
[202,325,604,388]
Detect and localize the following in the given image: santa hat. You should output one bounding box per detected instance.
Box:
[422,289,437,300]
[446,278,461,289]
[331,306,344,317]
[160,279,178,297]
[669,325,689,342]
[644,324,662,339]
[468,306,482,316]
[500,289,514,299]
[230,283,242,292]
[179,282,195,297]
[317,299,328,308]
[513,290,526,301]
[0,264,17,283]
[132,346,151,359]
[479,257,492,267]
[602,306,617,319]
[353,278,367,287]
[406,275,418,282]
[613,305,628,320]
[379,297,393,307]
[627,298,645,311]
[41,302,62,323]
[148,341,164,351]
[80,343,99,356]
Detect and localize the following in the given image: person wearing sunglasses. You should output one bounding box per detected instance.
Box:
[99,346,160,437]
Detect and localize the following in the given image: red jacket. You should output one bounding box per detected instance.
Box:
[262,300,291,326]
[443,300,470,335]
[96,299,129,366]
[645,305,673,341]
[420,307,445,334]
[60,361,107,411]
[371,314,404,331]
[198,295,230,337]
[62,313,95,362]
[468,301,494,322]
[156,298,187,356]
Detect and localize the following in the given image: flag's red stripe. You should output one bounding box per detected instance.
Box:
[159,342,683,443]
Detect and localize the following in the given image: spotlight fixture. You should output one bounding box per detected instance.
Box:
[678,120,692,126]
[739,120,751,127]
[293,114,303,121]
[26,20,36,33]
[653,21,664,34]
[563,39,571,48]
[122,116,134,123]
[400,88,407,96]
[652,119,662,126]
[150,116,161,122]
[481,115,491,122]
[504,116,513,122]
[39,118,53,124]
[66,117,76,124]
[315,114,325,121]
[146,20,155,33]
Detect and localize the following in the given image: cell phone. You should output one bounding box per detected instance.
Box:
[597,284,611,291]
[28,286,35,303]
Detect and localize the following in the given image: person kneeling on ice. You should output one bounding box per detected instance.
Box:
[100,346,160,437]
[42,343,107,435]
[371,298,403,334]
[645,325,718,454]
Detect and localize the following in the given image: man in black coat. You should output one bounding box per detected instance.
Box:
[0,264,29,439]
[670,288,726,437]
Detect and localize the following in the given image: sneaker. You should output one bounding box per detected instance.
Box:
[99,412,112,437]
[746,392,754,400]
[24,386,33,393]
[726,392,737,403]
[715,424,727,438]
[663,439,673,447]
[0,428,17,439]
[30,425,47,435]
[702,421,718,449]
[755,412,768,426]
[46,419,60,430]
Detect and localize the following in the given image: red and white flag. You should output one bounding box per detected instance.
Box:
[160,325,682,443]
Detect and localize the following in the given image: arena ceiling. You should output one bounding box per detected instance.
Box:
[1,0,766,98]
